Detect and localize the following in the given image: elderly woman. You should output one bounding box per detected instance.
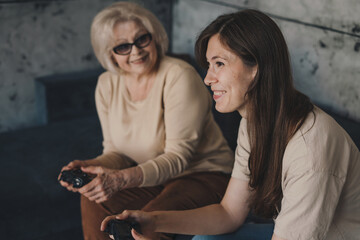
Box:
[58,2,234,240]
[101,9,360,240]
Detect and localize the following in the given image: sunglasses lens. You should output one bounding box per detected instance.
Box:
[112,34,152,55]
[135,34,152,48]
[113,44,132,55]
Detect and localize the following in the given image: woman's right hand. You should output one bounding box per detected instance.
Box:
[58,160,90,192]
[101,210,159,240]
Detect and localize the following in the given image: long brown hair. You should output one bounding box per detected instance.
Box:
[195,9,313,218]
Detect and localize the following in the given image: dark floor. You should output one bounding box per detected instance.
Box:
[1,107,359,239]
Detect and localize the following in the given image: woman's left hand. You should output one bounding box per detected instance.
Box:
[101,210,158,240]
[79,166,143,203]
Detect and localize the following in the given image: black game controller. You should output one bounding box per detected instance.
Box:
[104,219,142,240]
[59,169,92,188]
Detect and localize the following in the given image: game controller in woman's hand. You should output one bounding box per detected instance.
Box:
[59,169,92,188]
[104,219,142,240]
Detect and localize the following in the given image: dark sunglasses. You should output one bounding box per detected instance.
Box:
[112,33,152,55]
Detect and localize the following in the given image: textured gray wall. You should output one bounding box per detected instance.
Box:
[0,0,172,133]
[173,0,360,121]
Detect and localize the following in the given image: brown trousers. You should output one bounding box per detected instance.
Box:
[81,171,230,240]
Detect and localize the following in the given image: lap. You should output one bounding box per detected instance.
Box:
[100,171,230,213]
[143,172,230,211]
[100,185,164,213]
[80,172,230,239]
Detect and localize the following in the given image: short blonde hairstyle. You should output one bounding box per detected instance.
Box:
[91,2,169,73]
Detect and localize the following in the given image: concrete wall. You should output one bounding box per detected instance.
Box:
[2,0,358,133]
[0,0,172,133]
[173,0,360,121]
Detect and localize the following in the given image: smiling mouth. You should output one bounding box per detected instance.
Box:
[213,91,226,96]
[213,90,226,100]
[131,55,148,64]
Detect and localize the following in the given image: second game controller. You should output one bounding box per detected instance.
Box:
[104,219,142,240]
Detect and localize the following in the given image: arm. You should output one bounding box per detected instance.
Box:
[154,178,251,235]
[94,72,137,170]
[101,177,252,237]
[61,73,142,202]
[272,117,348,240]
[273,169,344,240]
[78,165,143,203]
[58,74,130,191]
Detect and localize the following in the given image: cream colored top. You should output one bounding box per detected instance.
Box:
[95,56,234,187]
[232,106,360,240]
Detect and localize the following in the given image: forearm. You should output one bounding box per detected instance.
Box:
[139,152,188,187]
[151,178,251,235]
[120,166,143,189]
[79,165,144,203]
[152,204,243,235]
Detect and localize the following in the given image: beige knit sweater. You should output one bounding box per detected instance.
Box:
[94,56,234,187]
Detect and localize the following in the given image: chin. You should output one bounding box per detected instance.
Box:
[133,66,150,75]
[215,104,234,113]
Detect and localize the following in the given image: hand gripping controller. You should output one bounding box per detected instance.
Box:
[104,219,142,240]
[59,169,92,188]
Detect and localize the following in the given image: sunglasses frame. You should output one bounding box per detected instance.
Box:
[112,33,152,55]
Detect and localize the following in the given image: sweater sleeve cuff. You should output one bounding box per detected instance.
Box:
[138,160,160,187]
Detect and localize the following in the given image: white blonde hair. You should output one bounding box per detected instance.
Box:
[90,2,169,73]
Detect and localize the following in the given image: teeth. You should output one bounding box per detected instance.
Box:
[131,56,146,63]
[213,91,226,95]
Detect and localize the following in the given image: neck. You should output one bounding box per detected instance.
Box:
[124,72,156,102]
[237,103,248,119]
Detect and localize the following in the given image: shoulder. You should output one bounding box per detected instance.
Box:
[158,56,211,108]
[159,56,206,94]
[236,118,249,147]
[284,106,355,177]
[232,118,251,180]
[96,71,121,91]
[159,56,201,82]
[160,55,196,71]
[97,71,119,84]
[300,106,354,152]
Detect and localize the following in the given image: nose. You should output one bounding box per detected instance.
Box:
[204,69,217,86]
[130,44,143,55]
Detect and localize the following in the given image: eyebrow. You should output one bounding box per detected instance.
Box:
[207,55,227,61]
